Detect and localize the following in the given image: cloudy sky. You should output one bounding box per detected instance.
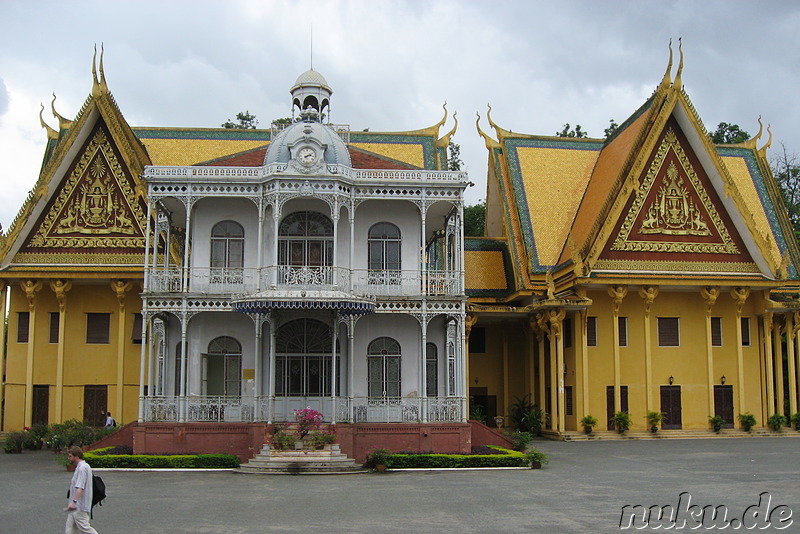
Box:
[1,1,799,229]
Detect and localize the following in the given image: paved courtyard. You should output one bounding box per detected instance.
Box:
[1,437,798,533]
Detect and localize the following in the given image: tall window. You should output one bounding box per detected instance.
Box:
[49,312,60,344]
[211,221,244,279]
[563,318,572,348]
[278,211,333,267]
[131,313,143,344]
[426,342,438,396]
[711,317,723,347]
[86,313,111,344]
[368,337,401,398]
[741,317,751,346]
[206,336,242,396]
[657,317,680,347]
[17,312,29,343]
[618,317,628,347]
[587,317,598,347]
[368,222,401,284]
[275,319,338,396]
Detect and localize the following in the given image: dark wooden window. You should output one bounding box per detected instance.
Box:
[657,317,680,347]
[470,327,486,353]
[33,385,49,425]
[563,318,572,348]
[17,312,29,343]
[660,385,682,429]
[711,317,722,347]
[587,317,598,347]
[714,385,734,427]
[132,313,143,344]
[83,385,107,426]
[618,317,628,347]
[741,317,751,346]
[49,312,60,344]
[86,313,111,344]
[565,385,573,416]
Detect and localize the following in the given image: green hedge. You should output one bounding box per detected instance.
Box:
[85,448,239,469]
[385,446,527,469]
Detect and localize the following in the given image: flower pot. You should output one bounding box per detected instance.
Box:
[294,440,304,450]
[650,426,658,433]
[66,463,76,472]
[375,464,387,473]
[530,461,542,469]
[583,426,593,434]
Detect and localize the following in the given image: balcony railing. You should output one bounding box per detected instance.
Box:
[141,395,465,423]
[145,267,462,297]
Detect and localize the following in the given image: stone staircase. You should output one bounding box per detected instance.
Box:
[237,443,367,474]
[559,427,800,441]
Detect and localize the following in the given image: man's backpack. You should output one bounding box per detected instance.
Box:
[91,475,106,518]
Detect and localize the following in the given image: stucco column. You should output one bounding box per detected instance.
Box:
[465,312,478,401]
[639,286,658,413]
[763,312,775,420]
[547,308,566,433]
[502,322,509,422]
[0,282,7,430]
[21,279,42,428]
[731,288,749,416]
[608,285,627,414]
[137,312,149,422]
[112,280,133,419]
[793,312,800,417]
[701,287,719,418]
[773,314,785,417]
[50,280,72,422]
[786,312,798,416]
[535,313,548,415]
[577,309,589,417]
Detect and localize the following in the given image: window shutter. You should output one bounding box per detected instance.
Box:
[86,313,111,344]
[618,317,628,347]
[711,317,722,347]
[658,317,679,346]
[740,317,751,346]
[49,312,60,344]
[587,317,597,347]
[17,312,29,343]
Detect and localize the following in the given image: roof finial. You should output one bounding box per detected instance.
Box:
[761,124,773,153]
[752,115,763,143]
[660,39,673,88]
[39,103,58,140]
[475,111,500,149]
[98,43,108,93]
[51,93,74,130]
[674,37,684,90]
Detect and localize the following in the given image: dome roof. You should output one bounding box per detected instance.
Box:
[264,117,351,167]
[291,69,331,92]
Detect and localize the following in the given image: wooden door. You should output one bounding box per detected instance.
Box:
[660,385,682,429]
[714,385,734,428]
[606,386,629,430]
[83,385,107,426]
[32,385,49,425]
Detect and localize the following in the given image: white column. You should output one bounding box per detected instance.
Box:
[331,312,338,424]
[137,312,149,422]
[267,319,276,424]
[178,316,188,422]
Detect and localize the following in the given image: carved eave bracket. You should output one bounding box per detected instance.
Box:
[49,279,73,312]
[111,279,133,309]
[731,287,750,317]
[21,279,43,311]
[701,286,720,317]
[638,286,659,316]
[608,285,628,314]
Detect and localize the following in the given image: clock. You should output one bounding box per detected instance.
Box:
[298,147,317,166]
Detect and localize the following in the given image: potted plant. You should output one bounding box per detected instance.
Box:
[365,448,391,472]
[525,447,549,469]
[3,431,25,454]
[612,411,632,434]
[708,415,725,433]
[56,451,75,471]
[790,412,800,432]
[767,413,787,432]
[510,431,533,451]
[579,415,598,434]
[646,411,666,433]
[738,412,756,432]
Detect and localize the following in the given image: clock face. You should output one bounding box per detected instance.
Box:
[298,147,317,165]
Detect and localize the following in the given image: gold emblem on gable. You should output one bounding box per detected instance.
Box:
[611,128,738,255]
[28,129,145,249]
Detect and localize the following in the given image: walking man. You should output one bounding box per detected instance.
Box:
[65,445,98,534]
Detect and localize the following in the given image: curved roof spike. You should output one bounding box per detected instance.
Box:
[39,103,58,140]
[476,112,500,150]
[91,44,101,97]
[435,110,459,149]
[660,38,673,88]
[431,102,448,131]
[759,124,773,154]
[98,42,108,93]
[485,103,513,138]
[752,115,763,142]
[674,37,684,90]
[50,93,73,130]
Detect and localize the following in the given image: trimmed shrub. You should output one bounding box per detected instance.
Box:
[84,448,239,469]
[383,446,527,469]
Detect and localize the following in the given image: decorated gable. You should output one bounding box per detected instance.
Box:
[596,118,756,273]
[15,120,147,265]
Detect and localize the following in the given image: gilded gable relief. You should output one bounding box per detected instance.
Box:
[610,128,738,255]
[27,127,145,250]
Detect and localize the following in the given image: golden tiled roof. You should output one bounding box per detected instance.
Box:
[518,146,599,266]
[465,250,508,290]
[141,138,271,166]
[350,142,424,168]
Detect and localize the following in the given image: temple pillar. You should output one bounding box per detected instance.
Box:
[50,280,72,422]
[701,287,719,419]
[111,280,133,418]
[731,288,749,416]
[639,286,658,413]
[608,285,627,414]
[21,279,42,428]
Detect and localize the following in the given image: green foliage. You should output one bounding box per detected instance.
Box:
[579,415,598,433]
[604,119,619,140]
[384,446,527,469]
[469,403,487,424]
[767,413,788,431]
[771,143,800,241]
[556,123,588,138]
[307,429,337,448]
[3,431,26,453]
[447,141,463,171]
[710,122,750,144]
[221,111,258,129]
[612,411,632,433]
[738,412,757,432]
[270,425,296,450]
[646,411,666,430]
[524,447,549,466]
[708,415,725,433]
[44,419,117,450]
[463,202,485,237]
[365,448,391,468]
[84,448,239,469]
[508,394,546,435]
[510,431,533,452]
[790,413,800,431]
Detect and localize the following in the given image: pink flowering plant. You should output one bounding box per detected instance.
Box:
[294,407,323,439]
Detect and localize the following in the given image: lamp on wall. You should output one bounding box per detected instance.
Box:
[669,375,674,385]
[721,375,726,385]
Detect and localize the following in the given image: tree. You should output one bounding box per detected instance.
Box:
[222,111,258,129]
[710,122,749,144]
[771,142,800,240]
[556,123,588,138]
[604,119,619,140]
[464,202,485,237]
[448,141,463,171]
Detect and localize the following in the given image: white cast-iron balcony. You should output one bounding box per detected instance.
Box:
[146,266,463,297]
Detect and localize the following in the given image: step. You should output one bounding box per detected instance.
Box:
[238,443,368,474]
